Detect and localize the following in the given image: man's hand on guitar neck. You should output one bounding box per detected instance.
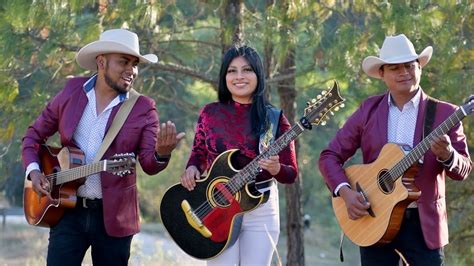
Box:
[339,185,371,220]
[430,134,454,163]
[29,170,53,200]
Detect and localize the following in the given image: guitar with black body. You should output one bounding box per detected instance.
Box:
[160,81,345,259]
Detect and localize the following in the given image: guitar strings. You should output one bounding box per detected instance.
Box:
[42,155,134,185]
[377,111,462,188]
[193,136,290,219]
[44,161,105,184]
[191,127,303,220]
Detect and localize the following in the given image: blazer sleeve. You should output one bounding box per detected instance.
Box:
[135,96,169,175]
[21,88,65,169]
[444,120,472,179]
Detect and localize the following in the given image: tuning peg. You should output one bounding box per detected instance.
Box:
[321,90,327,95]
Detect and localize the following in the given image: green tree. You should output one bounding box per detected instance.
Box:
[0,1,472,264]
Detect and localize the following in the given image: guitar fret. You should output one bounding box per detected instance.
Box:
[55,161,106,185]
[227,124,304,192]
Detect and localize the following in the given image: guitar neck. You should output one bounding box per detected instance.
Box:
[388,107,467,180]
[227,122,305,193]
[50,160,106,185]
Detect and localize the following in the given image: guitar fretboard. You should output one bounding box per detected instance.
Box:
[387,107,467,181]
[48,161,106,185]
[225,123,305,194]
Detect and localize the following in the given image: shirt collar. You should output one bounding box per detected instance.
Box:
[82,74,129,102]
[388,88,421,108]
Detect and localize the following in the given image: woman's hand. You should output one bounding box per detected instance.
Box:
[258,155,281,176]
[180,165,201,191]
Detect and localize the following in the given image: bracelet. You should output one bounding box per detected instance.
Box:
[154,152,171,162]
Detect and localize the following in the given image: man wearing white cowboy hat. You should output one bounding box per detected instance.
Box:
[319,34,471,265]
[22,28,185,265]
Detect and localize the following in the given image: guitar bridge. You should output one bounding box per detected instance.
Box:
[181,200,212,238]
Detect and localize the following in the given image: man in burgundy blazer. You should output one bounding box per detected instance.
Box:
[22,29,184,265]
[319,34,472,266]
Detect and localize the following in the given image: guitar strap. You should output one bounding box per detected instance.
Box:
[255,106,281,193]
[416,96,438,166]
[423,96,438,139]
[258,106,282,154]
[93,89,140,162]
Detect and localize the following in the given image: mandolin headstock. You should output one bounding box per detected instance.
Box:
[302,80,345,128]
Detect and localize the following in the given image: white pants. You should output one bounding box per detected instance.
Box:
[207,184,280,266]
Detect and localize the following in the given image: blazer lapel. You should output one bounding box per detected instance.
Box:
[64,83,88,144]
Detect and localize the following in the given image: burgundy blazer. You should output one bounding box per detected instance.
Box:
[319,89,472,249]
[22,77,168,237]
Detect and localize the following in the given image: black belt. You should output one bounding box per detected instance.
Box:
[77,197,102,209]
[255,179,276,190]
[404,207,419,221]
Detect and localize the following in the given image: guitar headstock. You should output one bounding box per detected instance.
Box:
[461,95,474,116]
[106,153,136,177]
[303,80,345,127]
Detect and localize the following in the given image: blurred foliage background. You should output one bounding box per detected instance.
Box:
[0,0,472,265]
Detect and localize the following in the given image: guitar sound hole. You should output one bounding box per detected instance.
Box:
[211,185,231,207]
[378,170,395,194]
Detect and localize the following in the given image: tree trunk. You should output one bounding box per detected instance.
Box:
[278,56,305,266]
[276,1,305,265]
[219,0,243,53]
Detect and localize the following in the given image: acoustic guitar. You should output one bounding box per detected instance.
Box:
[332,95,474,247]
[23,145,135,227]
[160,81,345,259]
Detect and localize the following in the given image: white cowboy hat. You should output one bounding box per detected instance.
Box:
[76,29,158,71]
[362,34,433,79]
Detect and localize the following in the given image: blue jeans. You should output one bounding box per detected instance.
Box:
[360,208,444,266]
[47,199,133,266]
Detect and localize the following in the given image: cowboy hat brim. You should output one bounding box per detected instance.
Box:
[362,46,433,79]
[76,40,158,71]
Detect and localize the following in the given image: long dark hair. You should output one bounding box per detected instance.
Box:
[217,45,270,136]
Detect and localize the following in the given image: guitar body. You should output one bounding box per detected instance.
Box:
[23,145,85,227]
[160,149,269,259]
[332,143,421,247]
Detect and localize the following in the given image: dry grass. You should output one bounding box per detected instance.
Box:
[1,218,359,266]
[0,219,203,266]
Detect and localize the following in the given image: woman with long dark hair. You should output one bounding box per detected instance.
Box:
[180,45,298,265]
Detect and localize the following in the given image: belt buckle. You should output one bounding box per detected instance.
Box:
[82,197,88,208]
